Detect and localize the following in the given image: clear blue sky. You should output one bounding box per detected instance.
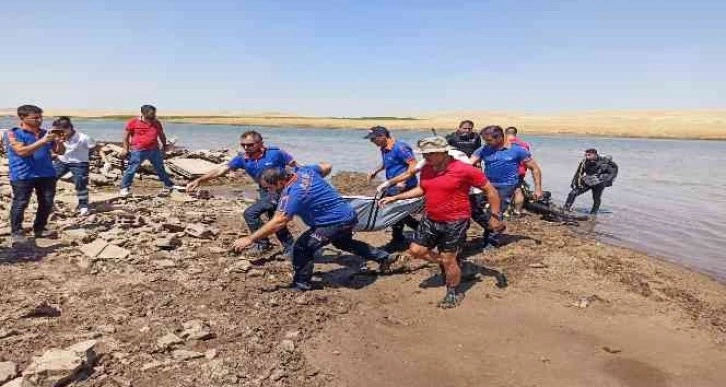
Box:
[1,0,724,116]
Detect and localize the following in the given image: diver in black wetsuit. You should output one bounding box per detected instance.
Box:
[564,148,618,214]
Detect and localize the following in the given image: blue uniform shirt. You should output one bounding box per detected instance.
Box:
[277,165,357,227]
[381,139,417,190]
[227,147,294,183]
[474,144,531,187]
[3,127,57,181]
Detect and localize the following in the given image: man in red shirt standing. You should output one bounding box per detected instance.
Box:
[119,105,175,197]
[379,136,504,308]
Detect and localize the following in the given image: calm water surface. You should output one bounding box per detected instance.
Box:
[2,117,725,280]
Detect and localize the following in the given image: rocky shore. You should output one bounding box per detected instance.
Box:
[1,149,725,386]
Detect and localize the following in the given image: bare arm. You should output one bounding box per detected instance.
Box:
[233,212,293,251]
[248,212,292,243]
[7,133,55,157]
[368,163,385,181]
[122,130,131,154]
[187,165,233,190]
[378,186,425,207]
[318,162,333,177]
[158,128,168,152]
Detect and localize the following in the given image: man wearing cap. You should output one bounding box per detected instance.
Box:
[232,163,397,291]
[119,104,176,197]
[564,148,618,214]
[365,126,420,251]
[379,136,504,308]
[187,130,297,256]
[375,146,491,235]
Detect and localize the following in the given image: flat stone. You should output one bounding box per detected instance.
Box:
[79,239,108,259]
[63,229,94,244]
[185,223,217,239]
[154,236,181,250]
[167,158,219,179]
[0,362,18,384]
[96,244,130,260]
[171,350,204,361]
[0,328,19,340]
[181,320,215,341]
[157,333,183,349]
[279,339,295,353]
[225,260,252,273]
[22,340,97,387]
[204,349,218,360]
[2,377,23,387]
[152,259,177,269]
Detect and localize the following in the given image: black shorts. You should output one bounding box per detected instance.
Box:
[412,216,469,253]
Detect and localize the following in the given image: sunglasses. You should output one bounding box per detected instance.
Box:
[240,142,259,148]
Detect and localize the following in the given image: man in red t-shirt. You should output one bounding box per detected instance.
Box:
[379,136,504,308]
[119,105,175,197]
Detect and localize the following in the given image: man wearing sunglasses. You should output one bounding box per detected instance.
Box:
[187,130,297,256]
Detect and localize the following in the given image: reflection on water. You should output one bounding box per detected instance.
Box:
[2,116,725,280]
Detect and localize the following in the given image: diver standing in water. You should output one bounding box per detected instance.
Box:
[564,148,618,215]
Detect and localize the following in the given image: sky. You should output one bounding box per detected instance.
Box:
[1,0,724,116]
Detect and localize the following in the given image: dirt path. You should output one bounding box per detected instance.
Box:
[304,221,726,387]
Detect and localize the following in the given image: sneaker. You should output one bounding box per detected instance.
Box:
[290,281,312,292]
[438,289,464,309]
[33,229,56,238]
[10,233,28,247]
[78,207,90,216]
[119,188,131,198]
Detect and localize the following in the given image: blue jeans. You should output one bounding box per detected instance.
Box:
[120,149,174,189]
[55,161,89,207]
[243,189,295,249]
[10,177,56,234]
[292,218,389,285]
[486,184,517,246]
[494,184,517,216]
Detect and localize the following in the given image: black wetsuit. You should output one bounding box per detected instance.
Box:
[564,156,618,214]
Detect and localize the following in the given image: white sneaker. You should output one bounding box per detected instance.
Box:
[119,188,131,198]
[79,207,90,216]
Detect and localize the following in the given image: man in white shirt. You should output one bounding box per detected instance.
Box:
[53,116,96,215]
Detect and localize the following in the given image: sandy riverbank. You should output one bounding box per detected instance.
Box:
[1,172,724,386]
[2,109,725,140]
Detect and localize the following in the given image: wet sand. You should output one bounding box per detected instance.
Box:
[1,173,724,386]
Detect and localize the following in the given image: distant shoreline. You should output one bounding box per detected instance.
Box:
[2,109,725,140]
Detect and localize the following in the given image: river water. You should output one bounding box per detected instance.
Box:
[2,117,725,280]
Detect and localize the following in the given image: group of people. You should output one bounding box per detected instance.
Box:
[2,104,618,308]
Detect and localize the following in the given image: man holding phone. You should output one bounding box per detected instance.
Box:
[2,105,65,245]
